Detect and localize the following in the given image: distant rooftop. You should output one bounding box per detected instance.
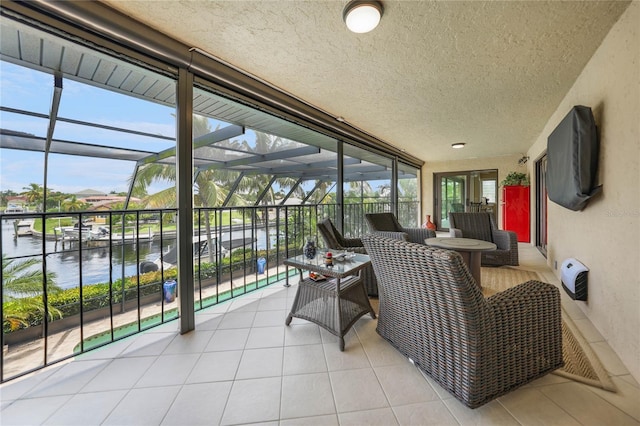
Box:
[75,189,108,197]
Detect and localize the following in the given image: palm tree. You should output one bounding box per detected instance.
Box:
[242,132,305,206]
[61,196,89,212]
[2,255,62,331]
[129,115,249,261]
[379,184,392,198]
[193,167,248,262]
[130,163,177,206]
[130,115,246,208]
[398,178,417,199]
[46,191,67,212]
[1,189,18,207]
[304,179,334,205]
[228,132,307,250]
[21,183,43,210]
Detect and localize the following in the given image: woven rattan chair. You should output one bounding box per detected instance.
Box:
[317,218,379,297]
[362,234,563,408]
[365,212,435,244]
[449,212,519,266]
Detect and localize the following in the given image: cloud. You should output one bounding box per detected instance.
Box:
[0,150,134,194]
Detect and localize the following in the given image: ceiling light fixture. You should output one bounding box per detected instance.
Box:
[451,143,466,149]
[343,1,383,33]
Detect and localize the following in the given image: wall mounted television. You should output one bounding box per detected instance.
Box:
[546,105,602,211]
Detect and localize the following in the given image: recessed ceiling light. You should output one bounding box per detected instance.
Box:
[451,143,466,149]
[343,1,383,33]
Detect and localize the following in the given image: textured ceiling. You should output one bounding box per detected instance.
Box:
[102,0,630,162]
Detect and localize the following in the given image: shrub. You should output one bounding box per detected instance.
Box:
[2,248,273,334]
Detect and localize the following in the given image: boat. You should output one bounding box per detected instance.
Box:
[3,204,25,214]
[13,219,34,237]
[55,224,155,245]
[152,233,256,270]
[3,204,27,221]
[56,222,94,241]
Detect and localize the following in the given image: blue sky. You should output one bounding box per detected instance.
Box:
[1,61,178,195]
[0,61,310,198]
[1,60,391,200]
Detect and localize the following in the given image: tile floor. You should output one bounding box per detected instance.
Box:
[1,244,639,425]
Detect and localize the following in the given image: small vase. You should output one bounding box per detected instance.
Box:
[423,214,436,231]
[303,239,317,259]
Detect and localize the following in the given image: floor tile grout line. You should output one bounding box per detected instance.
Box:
[321,321,344,422]
[370,360,423,426]
[496,398,527,426]
[36,393,75,425]
[208,302,249,426]
[277,329,289,425]
[524,380,593,425]
[580,378,640,422]
[2,252,638,425]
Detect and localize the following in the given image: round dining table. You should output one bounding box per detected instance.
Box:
[425,237,497,288]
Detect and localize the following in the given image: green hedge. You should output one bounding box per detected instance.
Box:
[3,247,285,334]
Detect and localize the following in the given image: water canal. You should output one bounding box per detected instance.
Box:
[1,220,275,290]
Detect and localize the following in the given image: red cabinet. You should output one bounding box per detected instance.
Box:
[502,185,530,243]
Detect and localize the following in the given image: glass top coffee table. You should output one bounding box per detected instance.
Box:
[284,252,376,351]
[424,237,496,288]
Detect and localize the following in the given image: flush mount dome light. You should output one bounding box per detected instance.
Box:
[343,1,383,33]
[451,143,466,149]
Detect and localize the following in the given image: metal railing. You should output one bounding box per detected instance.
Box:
[0,201,418,382]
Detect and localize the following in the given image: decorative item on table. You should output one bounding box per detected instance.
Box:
[308,272,326,281]
[303,238,317,259]
[324,251,333,267]
[333,252,347,262]
[423,214,436,231]
[333,251,355,261]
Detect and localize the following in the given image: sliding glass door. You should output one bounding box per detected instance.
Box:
[434,170,498,230]
[437,173,467,229]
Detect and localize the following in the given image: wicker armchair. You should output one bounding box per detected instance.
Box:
[365,212,435,244]
[361,234,563,408]
[316,218,379,297]
[449,212,519,266]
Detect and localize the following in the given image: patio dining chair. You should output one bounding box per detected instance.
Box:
[364,212,435,244]
[448,212,519,266]
[362,233,563,408]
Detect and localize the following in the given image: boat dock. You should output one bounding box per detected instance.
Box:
[53,225,155,246]
[12,219,34,237]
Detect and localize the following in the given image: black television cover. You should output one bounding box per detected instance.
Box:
[546,105,602,211]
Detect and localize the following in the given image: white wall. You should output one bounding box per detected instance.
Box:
[527,2,639,380]
[421,3,639,380]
